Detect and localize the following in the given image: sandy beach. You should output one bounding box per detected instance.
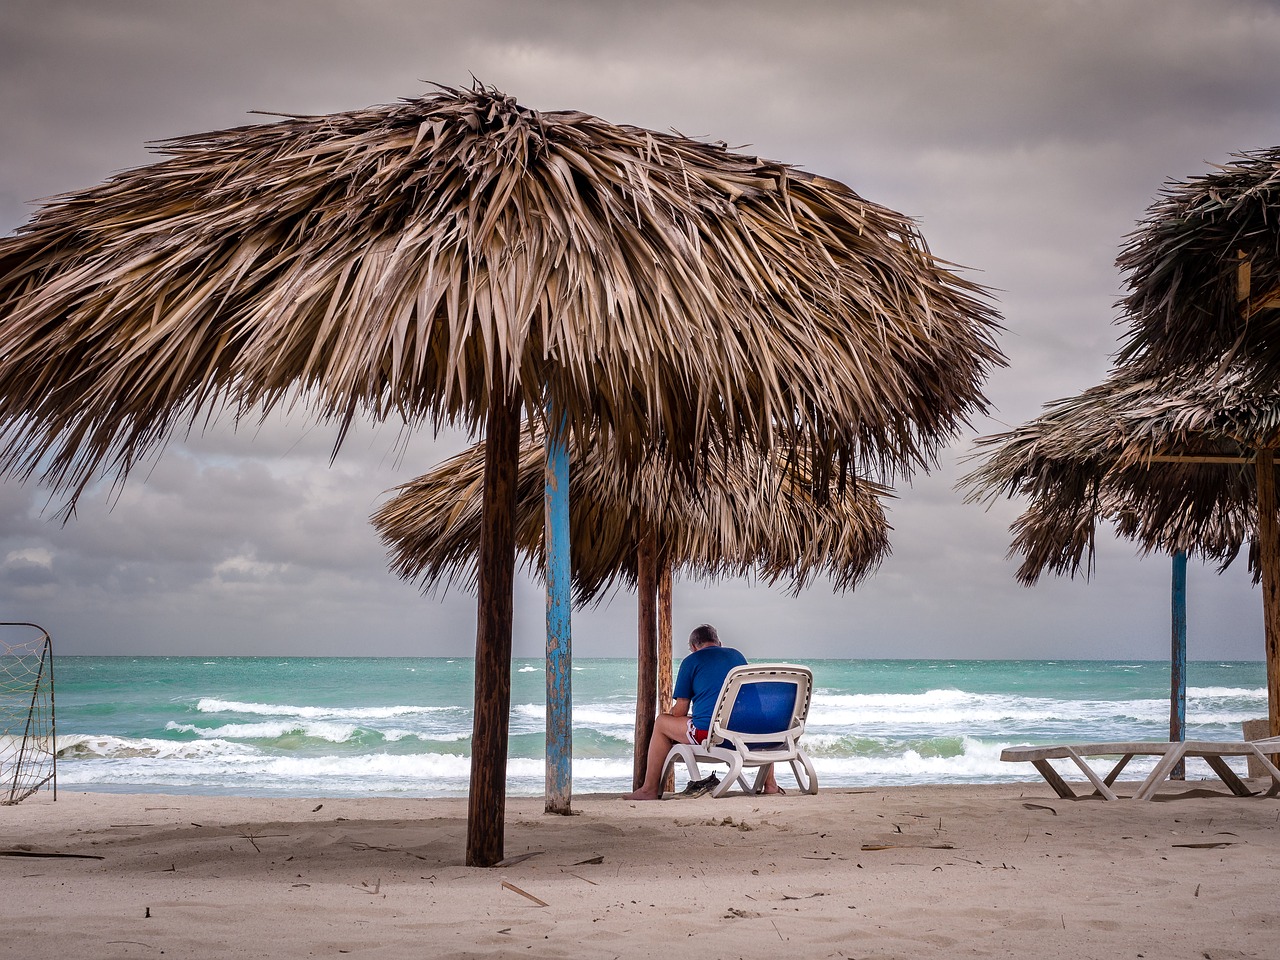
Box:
[2,780,1277,959]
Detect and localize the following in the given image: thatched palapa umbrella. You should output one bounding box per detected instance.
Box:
[0,84,1001,865]
[371,426,893,789]
[965,365,1270,583]
[964,360,1280,736]
[375,431,892,602]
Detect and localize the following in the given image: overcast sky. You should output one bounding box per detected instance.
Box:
[2,0,1278,660]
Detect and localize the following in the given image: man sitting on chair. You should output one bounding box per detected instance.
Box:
[624,623,781,800]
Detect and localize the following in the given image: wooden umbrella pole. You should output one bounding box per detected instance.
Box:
[466,385,522,868]
[658,556,674,794]
[1170,550,1187,780]
[1256,448,1280,741]
[633,526,659,791]
[543,413,573,816]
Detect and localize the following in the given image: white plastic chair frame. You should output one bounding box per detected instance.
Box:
[659,663,818,798]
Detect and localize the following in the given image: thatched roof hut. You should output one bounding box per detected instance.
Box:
[0,83,1001,863]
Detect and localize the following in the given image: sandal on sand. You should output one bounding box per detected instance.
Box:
[681,773,720,798]
[756,785,787,795]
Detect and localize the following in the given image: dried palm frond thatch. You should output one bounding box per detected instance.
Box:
[0,83,1001,510]
[373,428,893,603]
[1117,147,1280,373]
[963,362,1275,584]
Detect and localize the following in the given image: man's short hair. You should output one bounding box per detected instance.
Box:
[688,624,720,647]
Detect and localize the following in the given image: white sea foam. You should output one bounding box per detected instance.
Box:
[805,689,1265,729]
[52,730,1254,796]
[56,743,635,796]
[381,728,469,743]
[166,720,359,742]
[57,733,257,760]
[196,698,455,720]
[1187,686,1267,699]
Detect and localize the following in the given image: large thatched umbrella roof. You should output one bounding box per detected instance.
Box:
[0,84,1000,506]
[0,83,1001,863]
[1117,147,1280,374]
[963,362,1274,584]
[373,428,893,602]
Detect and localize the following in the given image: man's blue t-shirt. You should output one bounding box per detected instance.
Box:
[674,645,748,731]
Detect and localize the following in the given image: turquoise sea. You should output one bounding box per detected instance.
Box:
[44,657,1267,797]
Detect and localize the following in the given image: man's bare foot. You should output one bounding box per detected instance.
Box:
[623,788,663,801]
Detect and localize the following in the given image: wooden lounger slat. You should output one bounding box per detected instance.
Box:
[1001,738,1280,800]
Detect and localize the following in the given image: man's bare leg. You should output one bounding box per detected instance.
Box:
[757,763,782,794]
[623,713,689,800]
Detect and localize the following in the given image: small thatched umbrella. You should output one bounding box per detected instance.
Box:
[375,431,892,600]
[372,426,893,789]
[964,360,1280,735]
[0,84,1000,864]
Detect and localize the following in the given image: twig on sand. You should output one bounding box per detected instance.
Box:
[0,849,105,860]
[237,829,288,853]
[501,880,548,907]
[860,843,954,851]
[1172,841,1236,849]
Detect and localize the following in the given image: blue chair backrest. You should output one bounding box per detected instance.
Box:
[726,680,798,735]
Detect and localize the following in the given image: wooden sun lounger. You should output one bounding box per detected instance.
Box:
[1000,738,1280,800]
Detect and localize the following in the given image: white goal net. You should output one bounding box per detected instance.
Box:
[0,623,55,804]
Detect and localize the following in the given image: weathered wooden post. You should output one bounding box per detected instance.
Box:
[1170,549,1187,779]
[1236,257,1280,747]
[1257,447,1280,745]
[467,387,522,867]
[544,417,573,815]
[633,528,659,790]
[658,559,675,794]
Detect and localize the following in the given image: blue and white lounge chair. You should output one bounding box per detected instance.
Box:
[660,663,818,798]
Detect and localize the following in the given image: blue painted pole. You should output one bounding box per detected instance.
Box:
[1170,550,1187,780]
[544,415,573,814]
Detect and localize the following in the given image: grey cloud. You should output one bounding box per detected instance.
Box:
[0,557,57,588]
[0,0,1273,659]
